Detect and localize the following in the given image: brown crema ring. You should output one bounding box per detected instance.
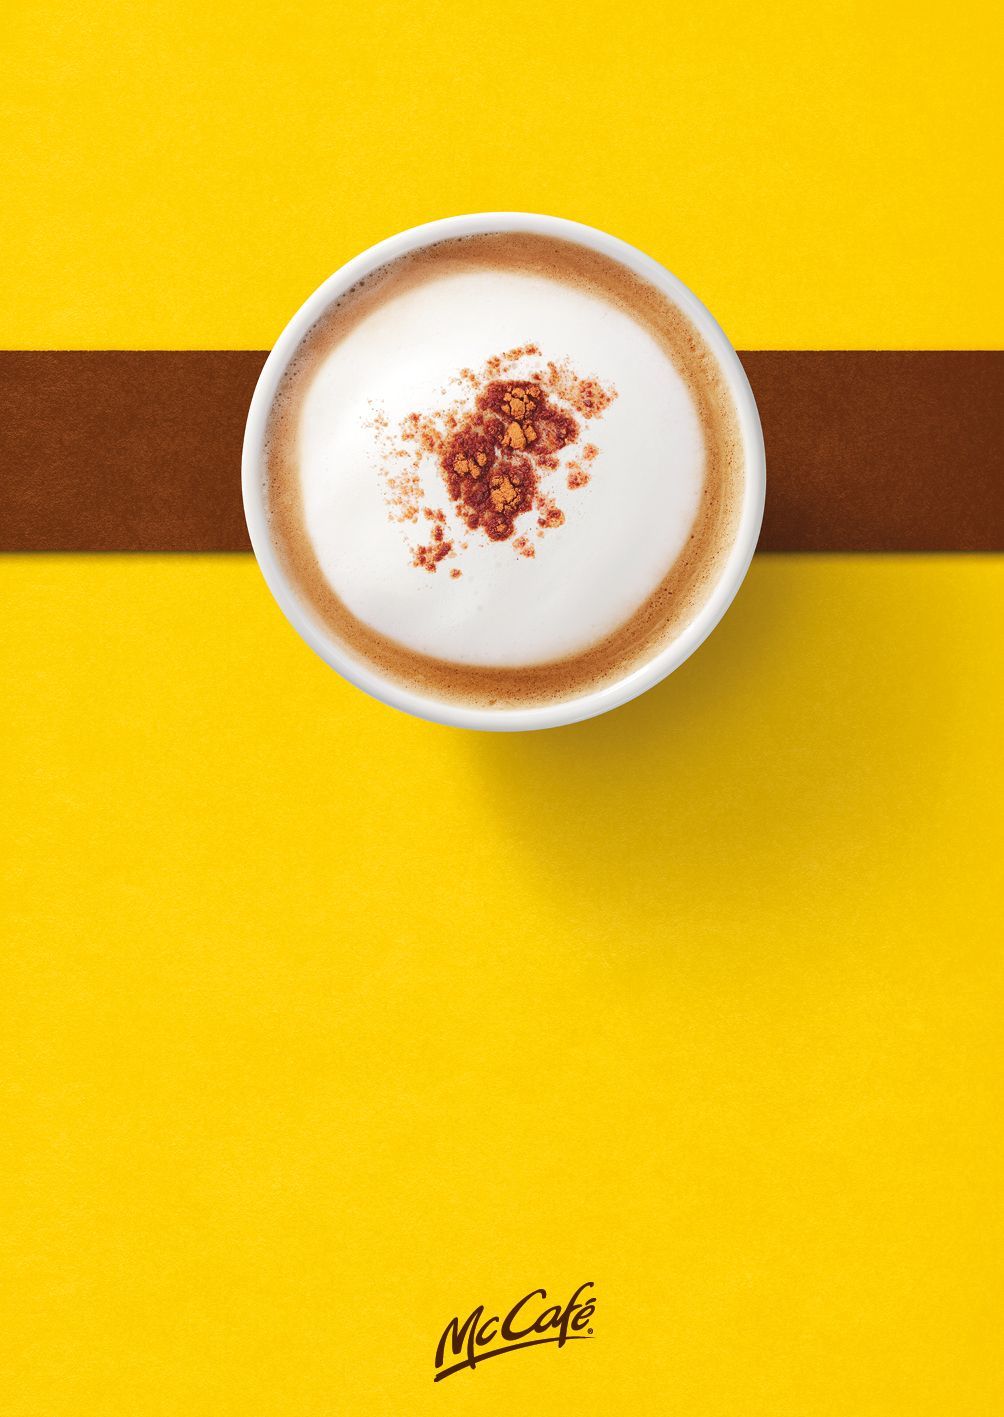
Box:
[264,233,744,708]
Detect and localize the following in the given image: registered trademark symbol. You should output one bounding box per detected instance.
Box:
[587,1328,593,1335]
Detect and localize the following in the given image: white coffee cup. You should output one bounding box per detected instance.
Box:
[242,212,765,732]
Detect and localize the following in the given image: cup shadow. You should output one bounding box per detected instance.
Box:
[460,559,937,933]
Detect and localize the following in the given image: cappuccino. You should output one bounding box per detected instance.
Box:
[263,232,744,708]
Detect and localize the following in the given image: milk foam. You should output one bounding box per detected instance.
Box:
[296,268,706,668]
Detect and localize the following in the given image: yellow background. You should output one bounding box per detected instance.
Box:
[2,2,1003,1414]
[1,0,1002,350]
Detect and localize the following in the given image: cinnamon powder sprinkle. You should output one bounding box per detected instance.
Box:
[536,492,565,530]
[412,506,453,572]
[373,348,615,573]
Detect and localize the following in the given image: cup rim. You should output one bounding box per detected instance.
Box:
[242,211,766,732]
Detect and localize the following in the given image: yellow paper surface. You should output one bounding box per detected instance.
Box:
[2,557,1002,1413]
[0,0,1000,349]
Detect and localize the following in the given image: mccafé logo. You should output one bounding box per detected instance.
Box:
[434,1281,596,1382]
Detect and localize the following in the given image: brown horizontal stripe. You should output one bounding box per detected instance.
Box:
[1,351,1001,552]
